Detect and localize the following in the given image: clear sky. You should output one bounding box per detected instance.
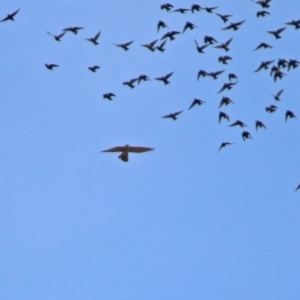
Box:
[1,1,300,299]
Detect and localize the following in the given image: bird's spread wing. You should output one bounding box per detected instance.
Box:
[102,146,124,153]
[128,147,154,153]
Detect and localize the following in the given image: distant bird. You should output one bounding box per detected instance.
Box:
[155,72,174,85]
[161,3,174,11]
[252,0,271,9]
[141,39,158,51]
[102,144,154,162]
[62,26,84,34]
[219,96,234,107]
[123,78,137,88]
[253,42,272,50]
[197,69,209,80]
[273,70,286,82]
[228,73,238,82]
[285,20,300,29]
[207,69,225,79]
[182,21,197,33]
[188,98,205,109]
[217,82,237,93]
[218,142,233,152]
[270,65,280,76]
[266,105,277,113]
[137,74,151,84]
[254,60,275,72]
[204,35,218,44]
[256,120,266,131]
[285,110,296,122]
[214,37,233,51]
[88,65,100,72]
[85,31,101,45]
[162,110,183,120]
[0,8,20,22]
[267,27,286,39]
[271,89,283,101]
[278,59,288,68]
[216,13,232,23]
[172,8,190,14]
[229,120,247,127]
[114,40,134,51]
[156,40,167,52]
[294,184,300,191]
[157,20,168,32]
[103,93,116,100]
[256,10,270,17]
[218,55,232,64]
[161,31,180,41]
[205,6,219,13]
[242,131,252,141]
[287,59,300,71]
[222,20,245,31]
[191,4,202,12]
[45,63,59,70]
[219,111,230,123]
[194,39,209,53]
[47,31,66,41]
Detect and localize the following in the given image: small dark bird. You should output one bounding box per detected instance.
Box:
[254,42,272,50]
[161,3,174,11]
[207,70,225,79]
[47,31,66,41]
[194,39,209,53]
[161,31,180,41]
[156,40,167,52]
[256,120,266,131]
[188,98,205,109]
[219,111,230,123]
[271,89,283,101]
[270,65,280,76]
[252,0,271,9]
[287,59,300,71]
[205,6,219,13]
[197,69,209,80]
[242,131,252,141]
[214,37,233,51]
[172,8,190,13]
[222,20,245,31]
[218,56,232,64]
[278,59,288,68]
[229,120,247,127]
[85,31,101,45]
[114,40,134,51]
[155,72,174,85]
[217,82,237,93]
[157,20,168,32]
[294,184,300,191]
[228,73,238,82]
[191,4,202,12]
[265,105,277,113]
[256,10,270,17]
[219,96,234,107]
[88,65,100,72]
[204,35,218,44]
[218,142,233,152]
[141,39,158,51]
[285,20,300,29]
[285,110,296,122]
[0,8,20,22]
[162,110,183,120]
[102,144,154,162]
[273,70,286,82]
[62,27,84,34]
[254,60,275,72]
[137,74,151,84]
[123,78,138,88]
[103,93,116,100]
[182,21,197,33]
[216,13,232,23]
[45,63,59,70]
[267,27,286,39]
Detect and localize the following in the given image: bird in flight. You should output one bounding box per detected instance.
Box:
[161,31,180,41]
[157,20,168,32]
[62,27,84,34]
[172,8,190,14]
[252,0,271,9]
[101,145,154,162]
[141,39,158,51]
[219,111,230,123]
[295,184,300,192]
[208,70,225,79]
[103,93,116,100]
[161,3,174,11]
[216,13,233,23]
[47,31,66,42]
[0,8,20,22]
[137,74,151,84]
[204,35,218,44]
[214,37,233,51]
[267,27,286,39]
[229,120,247,127]
[156,40,167,52]
[85,31,101,45]
[285,110,296,122]
[191,4,202,13]
[222,20,245,31]
[285,19,300,29]
[113,40,134,51]
[256,10,270,17]
[188,99,205,110]
[253,42,272,50]
[162,110,183,120]
[218,56,232,64]
[88,65,100,72]
[194,40,209,53]
[266,105,277,113]
[256,120,266,131]
[123,78,138,88]
[182,21,197,33]
[254,60,275,72]
[217,82,237,93]
[155,72,174,85]
[242,131,252,141]
[219,96,234,107]
[45,63,59,70]
[218,142,233,152]
[205,6,219,13]
[271,89,283,101]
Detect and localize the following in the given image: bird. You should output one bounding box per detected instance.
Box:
[197,69,209,80]
[254,60,275,72]
[228,73,238,82]
[162,110,183,120]
[157,20,168,32]
[194,40,209,53]
[287,59,300,71]
[266,105,277,113]
[191,4,202,12]
[62,26,84,34]
[123,78,138,88]
[221,20,245,31]
[273,70,286,82]
[85,31,101,45]
[219,96,234,107]
[47,31,66,41]
[271,89,283,101]
[161,31,180,41]
[252,0,271,9]
[256,120,266,131]
[45,63,59,70]
[103,93,116,100]
[229,120,247,127]
[218,142,233,152]
[253,42,272,50]
[219,111,230,123]
[204,35,218,44]
[214,37,233,51]
[215,13,232,23]
[278,59,288,68]
[172,8,190,14]
[205,6,219,13]
[256,10,270,17]
[141,39,158,51]
[101,145,154,162]
[0,8,20,22]
[113,40,134,51]
[188,99,205,109]
[137,74,151,84]
[267,27,286,39]
[155,72,174,85]
[161,3,174,11]
[242,131,252,141]
[207,70,225,79]
[88,65,100,72]
[285,110,296,122]
[285,20,300,29]
[294,184,300,191]
[218,56,232,64]
[156,40,167,52]
[182,21,197,33]
[217,82,237,93]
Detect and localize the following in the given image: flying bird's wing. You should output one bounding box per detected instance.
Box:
[102,146,124,153]
[128,147,154,153]
[164,72,174,80]
[94,31,101,41]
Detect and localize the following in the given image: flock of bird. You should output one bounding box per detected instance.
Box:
[2,2,300,191]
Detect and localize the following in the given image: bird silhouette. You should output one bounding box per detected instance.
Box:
[182,21,197,33]
[0,8,20,22]
[208,70,225,79]
[191,4,202,12]
[273,70,286,82]
[254,42,272,50]
[256,10,270,17]
[216,13,232,23]
[294,184,300,191]
[228,73,238,82]
[45,63,59,70]
[217,82,237,93]
[172,8,190,14]
[256,120,266,131]
[162,110,183,120]
[157,20,168,32]
[204,35,218,44]
[214,37,233,51]
[103,93,116,100]
[47,31,66,41]
[85,31,101,45]
[218,55,232,64]
[229,120,247,127]
[278,59,288,68]
[188,99,205,109]
[285,110,296,122]
[252,0,271,9]
[88,65,100,72]
[205,6,219,13]
[161,3,174,11]
[285,20,300,29]
[222,20,245,31]
[219,96,234,107]
[266,105,277,113]
[137,74,151,84]
[161,31,180,41]
[197,69,208,80]
[155,72,174,85]
[219,111,230,123]
[156,40,167,52]
[242,131,252,141]
[141,39,158,51]
[271,89,283,101]
[194,40,209,53]
[267,27,286,39]
[62,27,84,34]
[218,142,233,152]
[254,60,275,72]
[287,59,300,71]
[114,40,134,51]
[123,78,138,88]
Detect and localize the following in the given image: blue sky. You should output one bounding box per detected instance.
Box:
[1,1,300,299]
